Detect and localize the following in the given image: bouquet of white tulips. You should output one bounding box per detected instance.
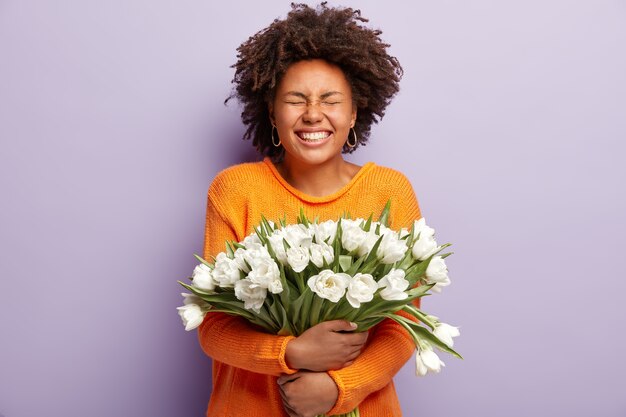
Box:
[177,201,461,417]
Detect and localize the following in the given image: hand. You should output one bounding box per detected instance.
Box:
[285,320,368,371]
[277,371,338,417]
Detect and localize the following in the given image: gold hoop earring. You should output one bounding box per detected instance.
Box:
[347,128,357,148]
[271,125,281,147]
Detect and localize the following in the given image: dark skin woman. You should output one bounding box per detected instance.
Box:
[198,4,420,416]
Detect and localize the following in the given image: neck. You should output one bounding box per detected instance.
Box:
[276,155,353,197]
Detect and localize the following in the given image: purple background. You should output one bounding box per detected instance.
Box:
[1,1,625,416]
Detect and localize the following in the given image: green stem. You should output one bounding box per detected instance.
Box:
[316,407,360,417]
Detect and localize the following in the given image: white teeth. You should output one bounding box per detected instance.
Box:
[300,131,330,141]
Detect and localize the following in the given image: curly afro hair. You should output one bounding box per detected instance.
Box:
[227,2,403,160]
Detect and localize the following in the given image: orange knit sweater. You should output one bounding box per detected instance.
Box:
[199,157,422,416]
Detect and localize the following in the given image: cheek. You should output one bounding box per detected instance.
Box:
[328,108,355,127]
[274,106,301,126]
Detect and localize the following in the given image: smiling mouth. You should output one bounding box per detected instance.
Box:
[296,131,331,142]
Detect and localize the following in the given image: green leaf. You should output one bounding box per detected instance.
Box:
[225,241,235,257]
[254,225,266,242]
[345,254,367,276]
[288,289,310,318]
[297,288,314,334]
[391,314,463,359]
[261,215,275,236]
[402,304,437,329]
[364,235,384,264]
[404,260,430,286]
[267,297,283,327]
[278,265,292,306]
[333,299,358,320]
[383,314,420,345]
[309,295,324,327]
[363,213,373,232]
[354,316,386,331]
[274,302,294,336]
[412,323,463,359]
[406,283,434,298]
[193,254,214,268]
[378,199,392,227]
[299,207,310,227]
[338,255,353,272]
[395,251,415,271]
[332,220,343,271]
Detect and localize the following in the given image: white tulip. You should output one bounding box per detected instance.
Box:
[411,218,439,261]
[425,256,449,283]
[426,314,440,323]
[307,270,350,303]
[234,279,267,313]
[377,268,409,300]
[346,273,378,308]
[233,248,251,273]
[181,292,208,307]
[415,346,445,376]
[247,257,283,294]
[191,263,216,291]
[282,224,313,248]
[242,233,263,250]
[376,231,408,264]
[286,246,310,273]
[267,233,289,264]
[312,220,337,244]
[357,231,379,257]
[212,253,242,287]
[242,245,272,267]
[309,242,334,268]
[430,277,451,294]
[341,222,367,252]
[433,323,460,347]
[177,303,206,331]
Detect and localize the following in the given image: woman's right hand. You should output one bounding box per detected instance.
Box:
[285,320,368,371]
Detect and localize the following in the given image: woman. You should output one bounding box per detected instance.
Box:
[199,4,422,416]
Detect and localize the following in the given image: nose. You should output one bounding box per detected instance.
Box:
[302,101,324,124]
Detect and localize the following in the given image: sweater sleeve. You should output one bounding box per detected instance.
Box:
[327,172,423,415]
[196,177,297,377]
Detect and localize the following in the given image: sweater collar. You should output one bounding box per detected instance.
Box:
[262,157,375,204]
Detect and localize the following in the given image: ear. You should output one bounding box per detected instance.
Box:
[350,106,357,128]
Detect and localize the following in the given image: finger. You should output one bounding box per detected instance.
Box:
[343,331,369,346]
[326,320,358,333]
[343,348,362,363]
[277,372,301,385]
[281,400,299,417]
[279,389,299,416]
[278,385,289,403]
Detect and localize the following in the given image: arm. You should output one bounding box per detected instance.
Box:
[196,181,297,376]
[326,302,420,414]
[326,174,424,414]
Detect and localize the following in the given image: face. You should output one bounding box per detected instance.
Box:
[269,59,357,167]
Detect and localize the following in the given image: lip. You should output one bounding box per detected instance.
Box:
[294,130,333,147]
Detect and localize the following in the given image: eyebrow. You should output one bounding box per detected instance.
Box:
[284,91,344,99]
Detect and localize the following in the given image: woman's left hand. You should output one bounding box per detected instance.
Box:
[277,371,338,417]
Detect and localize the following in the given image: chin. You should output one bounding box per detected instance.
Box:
[292,149,344,166]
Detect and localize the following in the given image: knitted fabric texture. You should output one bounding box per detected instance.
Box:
[199,157,422,416]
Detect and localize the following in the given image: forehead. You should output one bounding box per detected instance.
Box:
[277,59,351,94]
